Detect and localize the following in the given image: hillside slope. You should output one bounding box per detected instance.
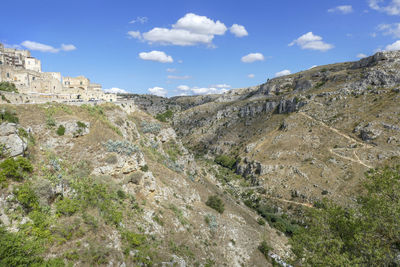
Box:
[0,103,288,266]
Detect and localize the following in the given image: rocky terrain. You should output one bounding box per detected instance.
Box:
[0,103,287,266]
[128,51,400,206]
[1,50,400,266]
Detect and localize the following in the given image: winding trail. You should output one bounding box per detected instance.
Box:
[298,111,373,169]
[268,197,314,208]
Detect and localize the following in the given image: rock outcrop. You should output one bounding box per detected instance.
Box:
[0,123,27,157]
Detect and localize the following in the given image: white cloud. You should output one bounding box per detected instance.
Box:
[177,85,190,91]
[174,13,227,35]
[21,41,59,53]
[230,24,248,37]
[148,86,167,97]
[175,85,229,95]
[385,40,400,51]
[103,87,129,94]
[139,51,173,63]
[128,31,142,39]
[369,0,400,15]
[275,69,291,77]
[191,87,228,95]
[131,13,228,46]
[247,74,255,78]
[129,16,148,24]
[142,27,214,46]
[378,23,400,38]
[241,53,265,63]
[21,40,76,53]
[60,44,76,51]
[289,32,334,52]
[167,75,191,80]
[357,53,368,58]
[328,5,353,14]
[166,68,177,73]
[212,84,231,88]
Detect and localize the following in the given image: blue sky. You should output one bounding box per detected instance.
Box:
[2,0,400,97]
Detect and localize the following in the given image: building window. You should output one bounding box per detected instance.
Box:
[0,61,2,65]
[32,77,35,80]
[80,81,83,85]
[6,73,9,78]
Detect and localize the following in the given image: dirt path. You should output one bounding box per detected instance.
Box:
[298,112,373,169]
[268,197,314,208]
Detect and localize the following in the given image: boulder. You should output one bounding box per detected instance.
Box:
[61,121,90,137]
[0,123,27,157]
[359,123,382,141]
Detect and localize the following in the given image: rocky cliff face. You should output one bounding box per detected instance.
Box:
[148,51,400,205]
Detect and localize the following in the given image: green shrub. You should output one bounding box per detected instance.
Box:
[0,157,33,182]
[155,110,173,122]
[291,166,400,266]
[215,155,237,170]
[140,165,149,172]
[121,230,146,248]
[0,82,18,93]
[14,183,39,212]
[258,241,271,258]
[76,121,87,129]
[56,197,80,216]
[73,177,123,225]
[56,125,65,136]
[206,195,225,214]
[0,227,44,266]
[257,218,266,225]
[0,109,19,123]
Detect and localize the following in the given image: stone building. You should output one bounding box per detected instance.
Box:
[0,43,116,102]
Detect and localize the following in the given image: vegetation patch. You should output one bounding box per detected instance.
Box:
[0,157,33,186]
[0,109,19,123]
[291,166,400,266]
[56,124,66,136]
[214,154,238,170]
[206,195,225,214]
[104,139,139,156]
[141,121,161,134]
[155,109,173,122]
[0,81,18,93]
[81,104,122,135]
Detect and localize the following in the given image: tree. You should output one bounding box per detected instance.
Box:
[291,166,400,266]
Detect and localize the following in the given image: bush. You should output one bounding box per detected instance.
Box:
[104,140,139,156]
[14,183,39,212]
[291,166,400,266]
[215,155,237,170]
[141,121,161,134]
[0,157,33,182]
[155,110,173,122]
[0,82,18,93]
[76,121,87,129]
[140,165,149,172]
[56,125,65,136]
[121,230,146,248]
[258,241,271,258]
[0,227,43,266]
[206,195,225,214]
[56,197,80,216]
[0,109,19,123]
